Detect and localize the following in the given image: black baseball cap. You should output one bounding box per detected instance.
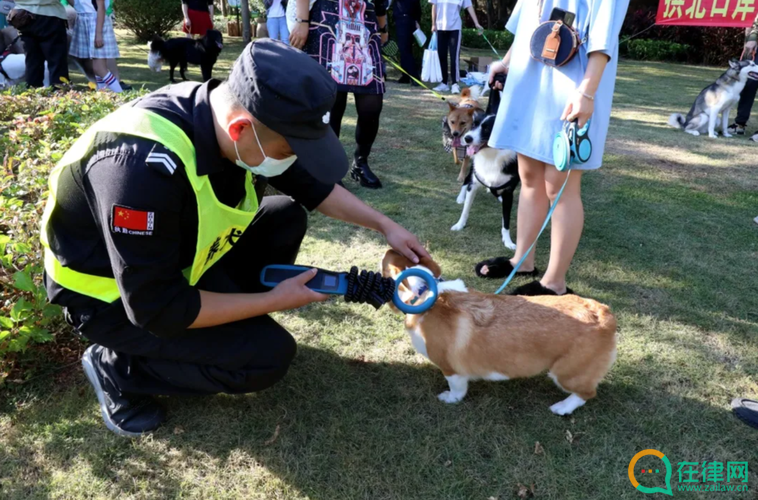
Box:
[227,39,347,184]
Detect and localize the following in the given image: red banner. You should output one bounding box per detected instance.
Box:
[656,0,757,27]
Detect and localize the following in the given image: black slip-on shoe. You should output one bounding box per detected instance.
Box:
[507,280,574,296]
[474,257,540,279]
[82,345,166,438]
[731,398,758,429]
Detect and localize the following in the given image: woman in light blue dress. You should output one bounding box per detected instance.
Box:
[475,0,629,296]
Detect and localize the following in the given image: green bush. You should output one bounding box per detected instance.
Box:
[621,39,691,63]
[461,28,513,53]
[113,0,184,42]
[0,86,148,381]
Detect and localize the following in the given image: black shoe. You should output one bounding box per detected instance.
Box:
[474,257,540,279]
[397,76,411,84]
[727,123,746,135]
[82,345,166,437]
[119,81,133,91]
[350,158,382,189]
[731,398,758,429]
[507,280,574,296]
[410,80,421,87]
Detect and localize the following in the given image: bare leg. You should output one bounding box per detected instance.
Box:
[508,154,548,273]
[92,58,108,79]
[107,59,120,80]
[540,167,584,294]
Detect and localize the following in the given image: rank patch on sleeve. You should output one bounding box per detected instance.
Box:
[112,205,155,236]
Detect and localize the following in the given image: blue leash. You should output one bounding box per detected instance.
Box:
[494,170,571,295]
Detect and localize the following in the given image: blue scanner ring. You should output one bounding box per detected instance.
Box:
[392,268,438,314]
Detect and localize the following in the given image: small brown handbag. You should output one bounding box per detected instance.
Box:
[529,19,583,67]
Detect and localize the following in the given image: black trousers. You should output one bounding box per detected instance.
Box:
[436,29,461,85]
[395,16,419,80]
[18,14,69,88]
[74,196,307,396]
[735,77,758,126]
[330,92,384,161]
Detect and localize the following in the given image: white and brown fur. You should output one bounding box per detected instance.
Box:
[445,86,483,182]
[668,59,758,139]
[451,108,519,250]
[382,249,617,415]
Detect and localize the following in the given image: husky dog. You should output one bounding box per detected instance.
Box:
[669,59,758,138]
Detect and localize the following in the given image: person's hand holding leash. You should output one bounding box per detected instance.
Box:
[561,89,594,128]
[489,61,508,90]
[270,269,329,310]
[745,40,757,59]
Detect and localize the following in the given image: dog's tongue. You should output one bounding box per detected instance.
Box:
[466,145,480,156]
[452,137,461,148]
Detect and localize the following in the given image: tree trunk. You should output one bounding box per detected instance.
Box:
[241,0,252,43]
[220,0,228,17]
[486,0,493,29]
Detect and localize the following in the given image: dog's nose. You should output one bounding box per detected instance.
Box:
[464,135,473,144]
[452,131,460,137]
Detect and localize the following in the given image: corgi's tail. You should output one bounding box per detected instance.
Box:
[668,113,685,129]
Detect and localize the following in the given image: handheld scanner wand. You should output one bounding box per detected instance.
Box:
[260,265,348,294]
[260,265,439,314]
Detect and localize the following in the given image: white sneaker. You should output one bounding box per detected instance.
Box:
[451,83,461,94]
[433,83,450,92]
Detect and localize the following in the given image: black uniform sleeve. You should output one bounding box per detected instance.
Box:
[266,161,335,211]
[413,0,422,23]
[375,0,387,17]
[83,145,201,338]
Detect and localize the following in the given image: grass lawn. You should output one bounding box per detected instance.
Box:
[2,33,758,500]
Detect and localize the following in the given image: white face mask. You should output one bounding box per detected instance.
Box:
[234,120,297,177]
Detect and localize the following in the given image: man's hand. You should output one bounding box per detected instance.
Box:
[184,18,191,30]
[290,22,309,49]
[269,269,329,311]
[382,221,430,264]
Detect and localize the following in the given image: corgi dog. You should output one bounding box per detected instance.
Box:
[444,86,483,182]
[381,249,617,415]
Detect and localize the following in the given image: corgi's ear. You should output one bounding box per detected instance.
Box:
[418,256,442,278]
[381,249,412,278]
[447,101,457,112]
[466,107,475,116]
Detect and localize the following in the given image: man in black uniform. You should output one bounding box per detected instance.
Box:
[392,0,422,85]
[42,40,429,437]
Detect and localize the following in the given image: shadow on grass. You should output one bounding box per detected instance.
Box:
[2,344,756,499]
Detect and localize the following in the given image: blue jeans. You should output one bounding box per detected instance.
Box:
[267,16,289,44]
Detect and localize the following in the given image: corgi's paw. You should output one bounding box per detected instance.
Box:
[723,131,733,138]
[549,394,586,415]
[686,130,700,136]
[451,221,465,231]
[438,390,464,404]
[708,132,718,139]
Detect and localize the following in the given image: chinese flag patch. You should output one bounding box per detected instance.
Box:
[112,205,154,235]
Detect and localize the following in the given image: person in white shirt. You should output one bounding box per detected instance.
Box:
[429,0,482,94]
[265,0,289,44]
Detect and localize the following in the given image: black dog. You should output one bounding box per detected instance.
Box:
[148,30,223,83]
